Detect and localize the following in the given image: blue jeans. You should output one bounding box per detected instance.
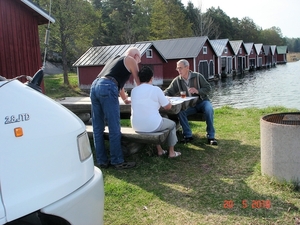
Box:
[178,100,215,139]
[90,78,124,165]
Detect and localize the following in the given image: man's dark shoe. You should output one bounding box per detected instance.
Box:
[180,136,194,144]
[97,162,110,169]
[112,161,136,170]
[208,138,218,145]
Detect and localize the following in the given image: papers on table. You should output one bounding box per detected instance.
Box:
[167,96,197,105]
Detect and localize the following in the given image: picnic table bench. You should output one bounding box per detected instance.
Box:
[85,125,171,155]
[86,125,170,144]
[57,96,205,154]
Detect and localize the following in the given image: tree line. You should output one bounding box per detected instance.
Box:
[33,0,300,84]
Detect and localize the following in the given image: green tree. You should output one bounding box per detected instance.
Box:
[186,2,203,36]
[185,1,220,38]
[35,0,99,85]
[90,3,106,46]
[149,0,169,39]
[293,38,300,52]
[92,0,102,9]
[236,17,260,43]
[205,7,233,39]
[53,0,98,84]
[200,11,220,38]
[285,37,299,52]
[133,0,153,41]
[150,0,192,40]
[102,0,140,44]
[230,17,241,40]
[259,27,285,45]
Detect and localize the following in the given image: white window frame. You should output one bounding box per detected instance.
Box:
[224,47,228,54]
[146,49,153,58]
[203,46,207,54]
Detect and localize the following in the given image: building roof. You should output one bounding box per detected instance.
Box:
[21,0,55,24]
[277,46,288,54]
[270,45,277,55]
[244,43,254,55]
[138,36,211,59]
[254,43,263,55]
[229,40,244,55]
[263,45,271,55]
[209,39,229,56]
[73,43,166,67]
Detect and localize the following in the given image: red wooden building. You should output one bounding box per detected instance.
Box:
[263,45,273,68]
[270,45,277,66]
[72,43,166,90]
[0,0,54,79]
[210,39,235,78]
[254,43,264,69]
[244,43,257,71]
[276,46,288,64]
[145,36,217,82]
[229,40,248,74]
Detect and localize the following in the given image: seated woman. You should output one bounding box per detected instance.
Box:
[130,66,181,158]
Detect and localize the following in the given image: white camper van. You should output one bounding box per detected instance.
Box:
[0,70,104,225]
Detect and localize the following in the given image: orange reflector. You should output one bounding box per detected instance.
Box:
[14,127,23,137]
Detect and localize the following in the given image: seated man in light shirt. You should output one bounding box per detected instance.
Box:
[130,66,181,158]
[164,59,217,145]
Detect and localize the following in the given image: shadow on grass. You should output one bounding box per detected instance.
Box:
[97,136,299,221]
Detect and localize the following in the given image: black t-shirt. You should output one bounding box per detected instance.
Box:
[98,55,131,90]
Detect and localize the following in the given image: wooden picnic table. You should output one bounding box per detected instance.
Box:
[56,96,198,117]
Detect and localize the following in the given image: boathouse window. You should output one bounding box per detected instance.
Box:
[146,49,153,58]
[239,48,242,54]
[224,47,228,54]
[251,49,253,54]
[203,46,207,54]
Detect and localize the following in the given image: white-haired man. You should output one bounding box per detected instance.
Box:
[164,59,217,145]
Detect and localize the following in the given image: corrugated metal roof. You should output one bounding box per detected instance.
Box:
[138,36,209,59]
[229,40,244,55]
[254,43,263,55]
[277,46,288,54]
[73,43,164,67]
[244,43,254,55]
[209,39,229,56]
[270,45,276,55]
[263,45,270,55]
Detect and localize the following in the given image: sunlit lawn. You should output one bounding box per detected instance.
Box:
[45,74,300,225]
[98,106,300,225]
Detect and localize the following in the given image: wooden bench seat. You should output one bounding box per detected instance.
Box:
[86,125,170,144]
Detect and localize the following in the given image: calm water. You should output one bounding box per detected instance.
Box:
[209,61,300,110]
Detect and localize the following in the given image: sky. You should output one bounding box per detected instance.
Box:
[181,0,300,38]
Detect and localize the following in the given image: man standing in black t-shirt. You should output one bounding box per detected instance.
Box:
[90,47,141,169]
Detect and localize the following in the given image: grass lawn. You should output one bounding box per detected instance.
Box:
[45,74,300,225]
[44,73,88,98]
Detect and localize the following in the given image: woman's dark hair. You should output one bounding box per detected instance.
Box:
[138,66,153,83]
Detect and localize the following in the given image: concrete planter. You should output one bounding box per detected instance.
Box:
[260,113,300,183]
